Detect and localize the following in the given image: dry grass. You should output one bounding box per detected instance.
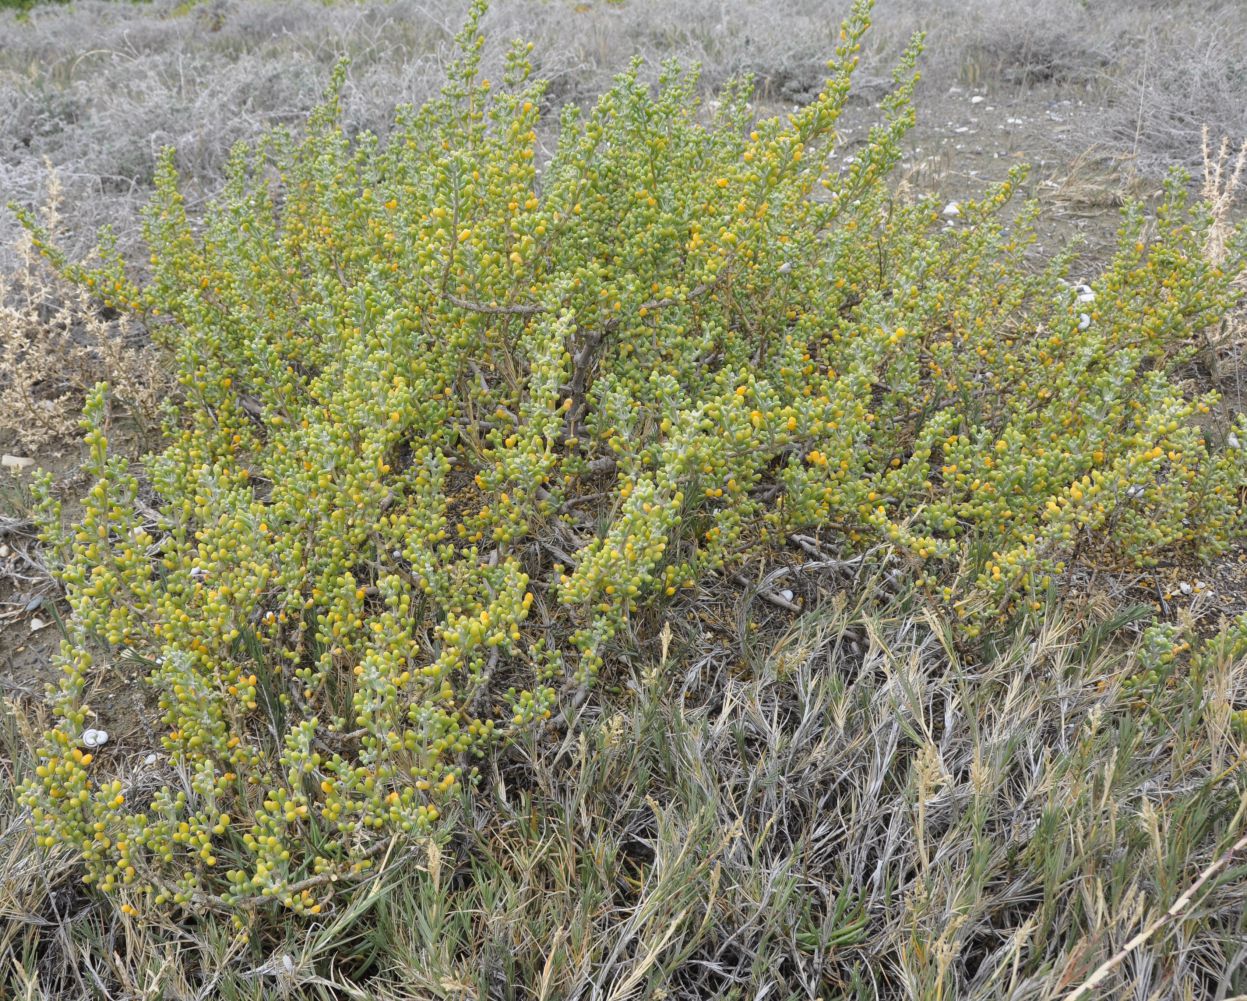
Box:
[1113,7,1247,174]
[0,176,164,453]
[1,575,1244,999]
[1200,128,1247,399]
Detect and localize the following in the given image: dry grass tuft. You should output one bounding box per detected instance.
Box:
[0,176,164,453]
[1199,126,1247,393]
[1113,9,1247,173]
[1202,127,1247,270]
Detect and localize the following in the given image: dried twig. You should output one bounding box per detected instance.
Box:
[731,572,800,611]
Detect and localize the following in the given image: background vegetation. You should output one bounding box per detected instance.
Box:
[3,0,1246,273]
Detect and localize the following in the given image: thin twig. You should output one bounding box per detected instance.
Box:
[731,572,800,611]
[444,292,546,316]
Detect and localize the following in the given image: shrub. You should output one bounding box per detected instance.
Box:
[12,0,1247,918]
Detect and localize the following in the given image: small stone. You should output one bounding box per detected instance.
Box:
[2,454,35,472]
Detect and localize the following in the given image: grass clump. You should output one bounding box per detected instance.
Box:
[3,582,1246,998]
[1,177,163,453]
[7,0,1247,943]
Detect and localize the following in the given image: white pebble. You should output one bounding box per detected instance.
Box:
[82,728,109,749]
[970,95,986,104]
[1,454,35,472]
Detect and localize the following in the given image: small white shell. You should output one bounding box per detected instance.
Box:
[778,589,795,602]
[29,616,49,632]
[1227,433,1240,449]
[970,95,986,104]
[1078,313,1091,330]
[82,728,109,749]
[144,753,158,765]
[1076,284,1096,303]
[1179,582,1192,595]
[942,201,961,218]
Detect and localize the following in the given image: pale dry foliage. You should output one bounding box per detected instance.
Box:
[1202,128,1247,270]
[0,178,163,453]
[1200,127,1247,388]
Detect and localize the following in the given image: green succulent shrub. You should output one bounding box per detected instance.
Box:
[14,0,1247,919]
